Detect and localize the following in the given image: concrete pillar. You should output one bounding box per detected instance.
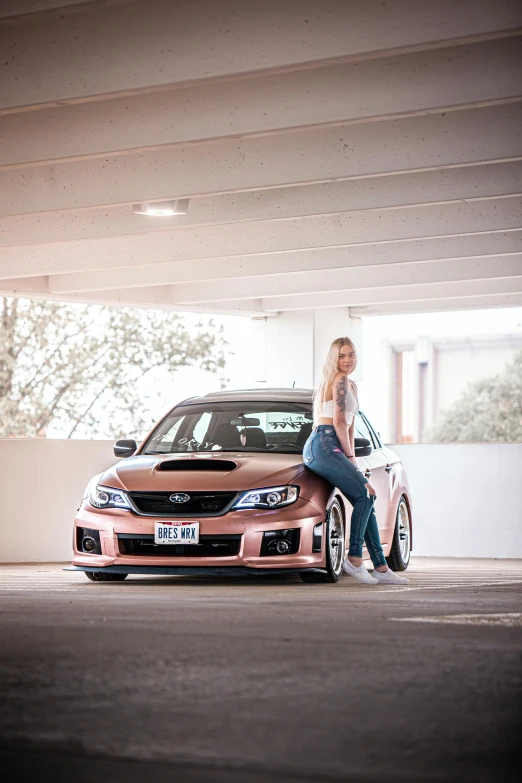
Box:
[252,308,363,389]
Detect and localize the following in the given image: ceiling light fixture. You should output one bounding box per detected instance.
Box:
[132,199,189,217]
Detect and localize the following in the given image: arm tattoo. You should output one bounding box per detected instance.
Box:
[335,376,347,413]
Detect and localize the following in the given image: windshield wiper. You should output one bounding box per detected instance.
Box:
[217,447,266,452]
[144,448,193,454]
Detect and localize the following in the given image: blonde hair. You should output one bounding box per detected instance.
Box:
[313,337,357,424]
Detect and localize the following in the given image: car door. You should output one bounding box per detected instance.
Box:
[355,413,393,544]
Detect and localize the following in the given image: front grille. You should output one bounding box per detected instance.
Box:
[118,534,241,557]
[128,491,237,517]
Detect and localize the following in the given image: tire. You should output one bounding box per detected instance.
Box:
[85,571,128,582]
[386,496,411,572]
[300,499,345,584]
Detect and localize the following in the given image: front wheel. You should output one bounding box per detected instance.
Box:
[85,571,128,582]
[386,497,411,571]
[300,499,344,584]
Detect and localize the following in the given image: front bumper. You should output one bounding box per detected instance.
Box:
[72,497,326,573]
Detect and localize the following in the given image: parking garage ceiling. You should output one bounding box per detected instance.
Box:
[1,0,521,317]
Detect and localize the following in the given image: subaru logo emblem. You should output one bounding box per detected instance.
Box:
[169,493,190,504]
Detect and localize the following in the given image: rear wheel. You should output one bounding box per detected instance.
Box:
[85,571,128,582]
[300,499,344,584]
[386,497,411,571]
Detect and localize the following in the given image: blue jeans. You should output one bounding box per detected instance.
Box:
[303,425,387,567]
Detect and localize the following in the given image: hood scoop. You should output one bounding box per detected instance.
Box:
[157,459,237,472]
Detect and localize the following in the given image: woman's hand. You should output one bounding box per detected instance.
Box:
[365,482,377,497]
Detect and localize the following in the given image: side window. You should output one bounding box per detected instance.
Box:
[363,413,383,448]
[355,413,376,449]
[361,413,382,449]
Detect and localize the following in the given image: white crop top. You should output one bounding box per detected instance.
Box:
[321,382,359,424]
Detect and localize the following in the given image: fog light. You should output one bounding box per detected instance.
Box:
[271,538,291,554]
[260,528,300,556]
[77,527,102,555]
[82,536,97,553]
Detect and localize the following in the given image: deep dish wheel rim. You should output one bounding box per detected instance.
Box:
[328,502,344,575]
[398,499,411,564]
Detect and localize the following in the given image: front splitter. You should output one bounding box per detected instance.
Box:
[65,565,327,577]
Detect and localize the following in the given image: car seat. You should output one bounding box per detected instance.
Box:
[241,427,267,449]
[296,421,313,449]
[211,423,241,449]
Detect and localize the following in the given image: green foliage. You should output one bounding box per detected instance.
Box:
[424,348,522,443]
[0,297,227,439]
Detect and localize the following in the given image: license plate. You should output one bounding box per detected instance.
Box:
[154,521,199,545]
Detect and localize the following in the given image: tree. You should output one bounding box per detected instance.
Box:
[424,348,522,443]
[0,297,227,439]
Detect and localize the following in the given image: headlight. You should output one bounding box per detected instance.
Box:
[232,485,299,510]
[89,485,131,510]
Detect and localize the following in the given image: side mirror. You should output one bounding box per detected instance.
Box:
[114,439,137,458]
[354,437,372,457]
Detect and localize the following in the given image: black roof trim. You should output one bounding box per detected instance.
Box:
[178,387,314,405]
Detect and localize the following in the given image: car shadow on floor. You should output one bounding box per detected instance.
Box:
[81,574,307,588]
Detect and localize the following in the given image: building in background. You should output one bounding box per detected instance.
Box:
[357,308,522,445]
[390,333,522,443]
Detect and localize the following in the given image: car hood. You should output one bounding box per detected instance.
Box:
[99,452,307,493]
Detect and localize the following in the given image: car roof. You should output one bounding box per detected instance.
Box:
[179,387,314,406]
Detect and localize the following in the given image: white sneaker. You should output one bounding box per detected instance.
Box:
[342,559,378,585]
[373,568,409,585]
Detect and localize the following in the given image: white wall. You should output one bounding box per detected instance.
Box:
[392,443,522,558]
[0,440,520,563]
[257,308,363,388]
[0,439,116,562]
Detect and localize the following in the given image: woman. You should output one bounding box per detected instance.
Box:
[303,337,408,586]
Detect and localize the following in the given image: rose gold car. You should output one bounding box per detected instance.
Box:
[69,388,412,583]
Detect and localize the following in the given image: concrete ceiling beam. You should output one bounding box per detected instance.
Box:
[3,38,522,168]
[0,277,268,317]
[19,198,521,288]
[169,256,522,304]
[78,290,267,317]
[258,277,522,312]
[2,104,521,217]
[35,232,521,294]
[4,276,519,318]
[79,281,522,316]
[2,163,521,247]
[0,1,99,19]
[0,275,49,294]
[2,0,521,112]
[349,292,522,316]
[201,278,521,312]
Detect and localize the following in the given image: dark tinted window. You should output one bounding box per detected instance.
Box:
[142,401,313,455]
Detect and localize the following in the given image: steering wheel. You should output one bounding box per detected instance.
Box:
[268,443,300,452]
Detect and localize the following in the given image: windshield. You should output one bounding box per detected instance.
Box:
[142,401,313,455]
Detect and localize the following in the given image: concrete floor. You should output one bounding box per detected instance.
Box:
[0,558,521,783]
